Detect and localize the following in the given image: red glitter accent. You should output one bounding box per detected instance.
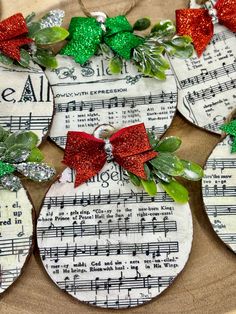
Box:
[176,0,236,56]
[0,13,32,61]
[63,123,158,187]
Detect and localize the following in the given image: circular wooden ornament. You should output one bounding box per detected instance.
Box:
[37,164,193,309]
[45,55,178,148]
[0,187,33,294]
[168,0,236,134]
[202,136,236,253]
[0,63,54,144]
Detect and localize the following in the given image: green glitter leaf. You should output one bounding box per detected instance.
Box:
[220,120,236,153]
[0,161,16,178]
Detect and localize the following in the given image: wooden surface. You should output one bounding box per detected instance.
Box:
[0,0,235,313]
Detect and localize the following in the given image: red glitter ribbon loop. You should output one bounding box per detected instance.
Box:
[176,0,236,56]
[63,123,157,187]
[0,13,32,61]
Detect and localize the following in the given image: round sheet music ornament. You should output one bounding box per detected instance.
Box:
[0,127,55,294]
[37,123,204,309]
[202,119,236,253]
[0,10,69,143]
[168,0,236,134]
[45,16,194,148]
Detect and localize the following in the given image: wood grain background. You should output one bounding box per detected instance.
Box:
[0,1,235,313]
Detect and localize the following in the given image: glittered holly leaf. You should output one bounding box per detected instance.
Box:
[181,160,204,181]
[15,162,56,182]
[0,174,22,191]
[220,120,236,153]
[161,180,189,203]
[133,18,151,31]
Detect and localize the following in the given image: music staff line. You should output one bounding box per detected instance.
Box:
[205,158,236,170]
[203,185,236,197]
[86,295,151,309]
[210,30,236,44]
[38,217,177,240]
[180,62,236,89]
[185,79,236,105]
[206,205,236,217]
[0,237,32,258]
[218,233,236,244]
[55,92,177,113]
[0,114,52,132]
[40,241,179,261]
[43,190,173,210]
[51,125,169,147]
[203,117,226,133]
[0,267,20,290]
[57,273,174,294]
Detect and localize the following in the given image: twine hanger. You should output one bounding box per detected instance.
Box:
[77,0,140,17]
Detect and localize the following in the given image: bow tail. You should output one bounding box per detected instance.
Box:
[176,9,214,56]
[116,151,157,179]
[0,37,32,61]
[215,0,236,32]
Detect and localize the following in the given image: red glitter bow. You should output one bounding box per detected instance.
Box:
[0,13,32,61]
[176,0,236,56]
[63,123,158,187]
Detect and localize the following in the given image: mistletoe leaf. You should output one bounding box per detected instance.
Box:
[128,172,141,186]
[181,160,204,181]
[153,169,172,183]
[109,57,123,74]
[150,152,184,176]
[151,20,176,38]
[0,53,14,66]
[27,147,44,162]
[28,22,41,38]
[163,36,194,58]
[4,131,39,149]
[3,144,31,163]
[141,179,157,196]
[32,49,58,69]
[34,26,69,45]
[161,180,189,203]
[18,49,30,68]
[133,18,151,31]
[156,136,182,152]
[0,126,10,142]
[0,143,6,155]
[25,12,36,24]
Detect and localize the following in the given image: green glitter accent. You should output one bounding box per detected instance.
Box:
[220,120,236,153]
[60,15,144,64]
[0,161,16,178]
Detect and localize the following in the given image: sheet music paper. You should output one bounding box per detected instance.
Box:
[168,0,236,134]
[202,136,236,253]
[0,188,33,293]
[45,55,177,148]
[0,63,54,144]
[37,164,193,309]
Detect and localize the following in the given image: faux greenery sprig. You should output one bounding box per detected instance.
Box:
[127,134,204,203]
[0,10,69,69]
[107,19,194,80]
[0,127,55,191]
